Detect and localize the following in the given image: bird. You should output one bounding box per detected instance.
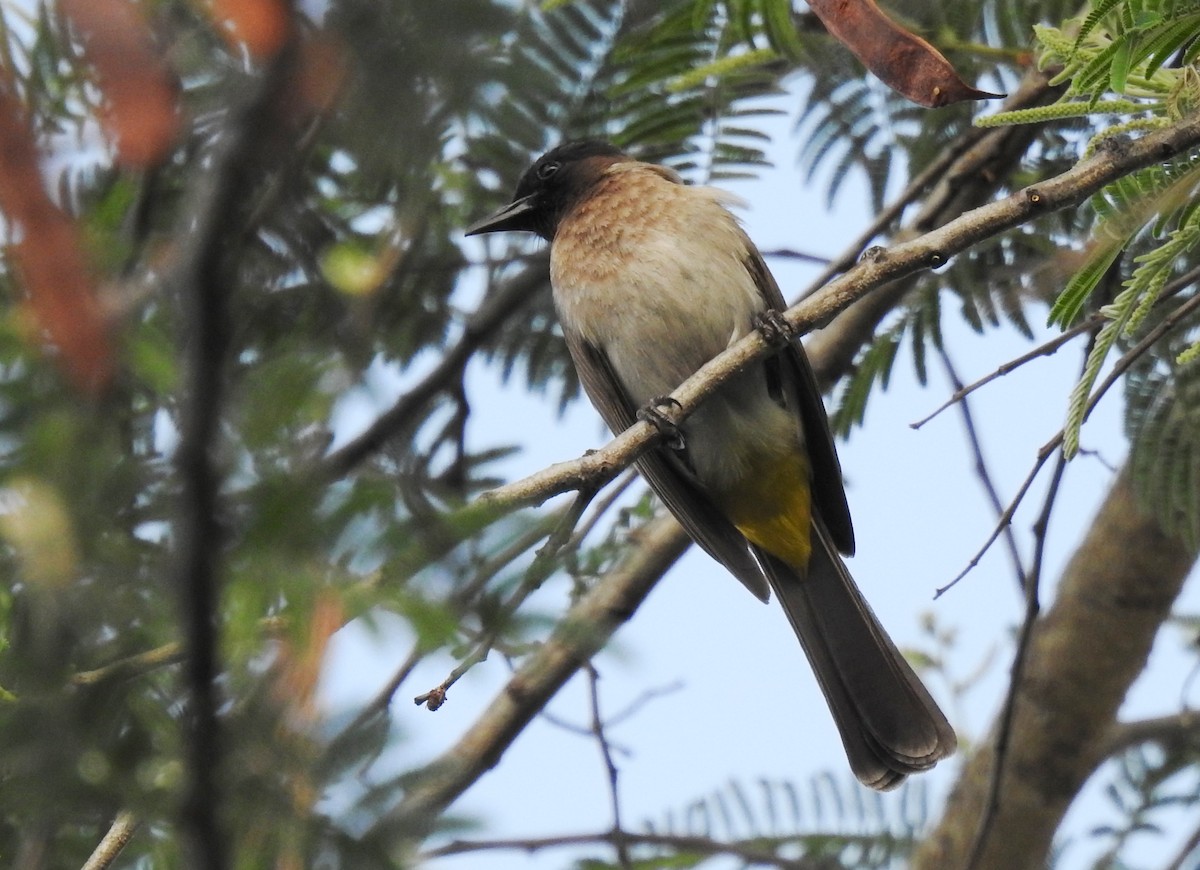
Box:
[466,140,956,789]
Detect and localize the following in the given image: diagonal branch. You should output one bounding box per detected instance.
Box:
[389,511,690,838]
[320,263,548,478]
[478,110,1200,517]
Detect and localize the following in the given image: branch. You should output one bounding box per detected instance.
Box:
[320,263,547,478]
[583,662,632,869]
[169,41,295,870]
[804,68,1061,380]
[964,449,1067,870]
[479,111,1200,516]
[936,344,1028,596]
[912,467,1198,870]
[800,69,1061,302]
[912,260,1200,430]
[413,486,598,709]
[388,511,690,838]
[1097,711,1200,760]
[423,828,854,868]
[938,282,1200,597]
[71,643,183,686]
[81,812,139,870]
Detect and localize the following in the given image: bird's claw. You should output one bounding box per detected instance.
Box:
[637,396,685,450]
[754,309,793,346]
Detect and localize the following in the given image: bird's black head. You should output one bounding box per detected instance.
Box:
[465,140,626,241]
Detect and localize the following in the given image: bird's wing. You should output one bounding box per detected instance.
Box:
[564,327,771,601]
[742,249,855,556]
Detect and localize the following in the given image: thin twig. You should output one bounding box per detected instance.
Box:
[939,279,1200,596]
[423,827,894,867]
[965,332,1093,866]
[391,512,690,837]
[538,679,684,748]
[935,436,1057,598]
[568,469,640,549]
[937,344,1028,596]
[584,663,632,870]
[320,264,546,478]
[606,679,686,728]
[964,448,1068,870]
[71,643,183,686]
[413,487,599,709]
[81,811,139,870]
[760,247,830,265]
[913,321,1093,430]
[913,261,1200,430]
[329,508,568,754]
[1165,818,1200,870]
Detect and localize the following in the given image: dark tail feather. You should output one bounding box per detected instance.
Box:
[756,523,957,790]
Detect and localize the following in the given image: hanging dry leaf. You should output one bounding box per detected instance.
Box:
[808,0,1003,107]
[61,0,180,166]
[0,83,113,394]
[203,0,292,60]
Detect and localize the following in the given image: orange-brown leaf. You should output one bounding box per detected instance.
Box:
[61,0,180,167]
[203,0,292,60]
[0,84,113,394]
[274,589,345,721]
[808,0,1002,107]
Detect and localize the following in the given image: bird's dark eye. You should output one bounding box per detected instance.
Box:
[537,161,561,180]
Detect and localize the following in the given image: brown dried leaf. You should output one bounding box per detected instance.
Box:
[203,0,292,60]
[61,0,180,167]
[273,589,345,721]
[0,83,113,394]
[808,0,1003,107]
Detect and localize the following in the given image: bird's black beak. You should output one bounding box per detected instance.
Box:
[464,194,538,236]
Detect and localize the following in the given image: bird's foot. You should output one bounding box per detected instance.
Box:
[754,308,793,347]
[637,396,685,450]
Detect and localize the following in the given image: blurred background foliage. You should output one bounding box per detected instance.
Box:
[0,0,1195,867]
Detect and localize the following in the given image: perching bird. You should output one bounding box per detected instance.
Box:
[466,141,956,789]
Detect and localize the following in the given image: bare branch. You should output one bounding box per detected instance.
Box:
[71,643,183,687]
[583,663,632,869]
[389,512,690,838]
[423,828,846,868]
[912,322,1093,430]
[964,449,1067,870]
[912,467,1197,870]
[936,344,1028,597]
[1098,711,1200,759]
[81,812,139,870]
[320,264,547,479]
[414,487,598,709]
[799,70,1061,301]
[912,261,1200,430]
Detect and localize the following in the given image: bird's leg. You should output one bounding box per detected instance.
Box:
[754,308,794,347]
[637,396,685,450]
